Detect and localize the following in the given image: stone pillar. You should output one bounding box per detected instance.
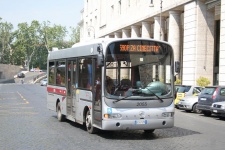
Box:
[183,1,214,85]
[183,2,197,85]
[121,29,131,78]
[219,0,225,85]
[168,11,181,63]
[150,23,154,38]
[131,25,140,37]
[141,22,151,38]
[154,16,165,40]
[154,17,165,81]
[114,32,122,38]
[122,29,131,38]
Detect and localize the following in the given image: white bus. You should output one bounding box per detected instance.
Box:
[47,38,177,134]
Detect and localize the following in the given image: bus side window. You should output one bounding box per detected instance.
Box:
[48,61,55,85]
[56,73,62,84]
[56,60,66,87]
[94,59,102,106]
[73,62,77,88]
[78,58,92,90]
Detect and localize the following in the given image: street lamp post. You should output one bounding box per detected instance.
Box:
[159,0,163,40]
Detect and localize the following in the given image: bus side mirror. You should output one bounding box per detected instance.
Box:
[97,55,104,67]
[175,61,180,73]
[97,45,104,67]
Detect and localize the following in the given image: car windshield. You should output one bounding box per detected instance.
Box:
[201,87,216,95]
[105,40,173,99]
[177,86,191,93]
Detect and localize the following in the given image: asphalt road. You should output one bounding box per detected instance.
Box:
[0,83,224,150]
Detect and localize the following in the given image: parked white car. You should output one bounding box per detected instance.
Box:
[211,101,225,119]
[30,68,43,72]
[40,78,47,86]
[178,95,201,113]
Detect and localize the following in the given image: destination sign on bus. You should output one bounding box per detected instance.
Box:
[120,44,160,53]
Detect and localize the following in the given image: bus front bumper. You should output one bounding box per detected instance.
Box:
[101,118,174,131]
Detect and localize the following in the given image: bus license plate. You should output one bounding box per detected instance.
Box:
[134,120,147,125]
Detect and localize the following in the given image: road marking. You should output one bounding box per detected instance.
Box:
[17,91,29,104]
[0,92,15,94]
[0,98,17,100]
[0,111,38,115]
[0,103,30,107]
[0,106,33,109]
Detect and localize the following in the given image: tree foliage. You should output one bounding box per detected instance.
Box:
[174,78,181,85]
[0,18,13,64]
[0,17,80,70]
[13,21,42,70]
[70,26,80,44]
[196,76,210,87]
[41,21,69,51]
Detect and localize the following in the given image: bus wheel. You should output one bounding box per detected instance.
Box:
[85,110,97,134]
[144,129,155,133]
[57,102,65,122]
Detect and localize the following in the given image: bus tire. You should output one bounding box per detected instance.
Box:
[85,109,97,134]
[57,102,65,122]
[144,129,155,133]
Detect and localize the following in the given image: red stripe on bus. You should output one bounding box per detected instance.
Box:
[47,87,67,96]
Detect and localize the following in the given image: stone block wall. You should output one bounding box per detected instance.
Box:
[0,64,21,80]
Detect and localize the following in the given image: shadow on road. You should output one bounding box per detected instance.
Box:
[52,115,200,140]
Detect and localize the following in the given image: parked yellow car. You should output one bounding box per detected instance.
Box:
[174,85,202,108]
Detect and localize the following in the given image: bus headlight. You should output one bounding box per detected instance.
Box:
[162,112,174,117]
[104,113,122,119]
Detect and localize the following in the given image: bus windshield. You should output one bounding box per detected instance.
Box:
[105,40,173,99]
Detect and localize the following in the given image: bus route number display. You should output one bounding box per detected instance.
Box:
[120,44,160,53]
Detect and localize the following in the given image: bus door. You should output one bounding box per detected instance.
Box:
[66,60,77,117]
[92,58,102,128]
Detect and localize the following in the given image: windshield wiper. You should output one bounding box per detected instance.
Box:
[113,88,164,103]
[146,88,164,103]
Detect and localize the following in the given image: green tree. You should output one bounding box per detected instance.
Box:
[0,18,79,68]
[69,26,80,44]
[13,20,41,70]
[0,18,14,64]
[174,78,181,85]
[41,21,69,51]
[196,76,210,87]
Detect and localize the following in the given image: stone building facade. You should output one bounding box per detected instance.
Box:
[78,0,224,86]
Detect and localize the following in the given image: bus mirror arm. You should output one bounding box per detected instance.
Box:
[97,45,104,67]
